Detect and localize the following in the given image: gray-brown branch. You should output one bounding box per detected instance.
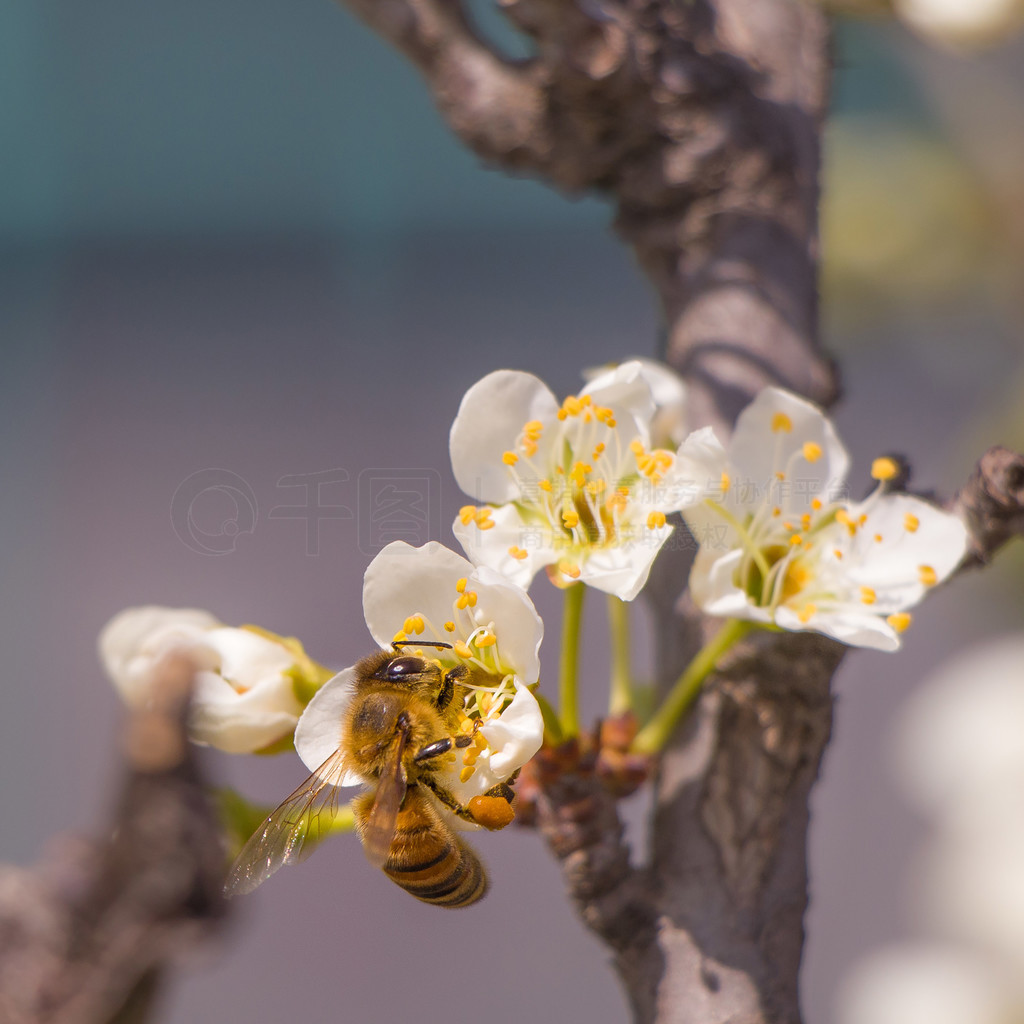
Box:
[0,656,228,1024]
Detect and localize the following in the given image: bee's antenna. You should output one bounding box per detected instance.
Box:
[391,640,453,651]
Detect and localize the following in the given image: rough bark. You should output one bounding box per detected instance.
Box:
[0,656,228,1024]
[328,2,1024,1022]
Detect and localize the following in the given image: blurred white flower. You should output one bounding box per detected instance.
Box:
[294,541,545,812]
[99,605,317,754]
[682,386,969,649]
[450,361,714,600]
[837,945,1011,1024]
[895,0,1024,48]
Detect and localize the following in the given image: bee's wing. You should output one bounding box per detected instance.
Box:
[361,726,410,869]
[224,750,353,897]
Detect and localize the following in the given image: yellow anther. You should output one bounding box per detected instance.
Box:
[721,471,731,493]
[556,409,567,421]
[798,603,817,624]
[803,441,823,463]
[393,630,407,643]
[776,471,787,481]
[783,521,794,531]
[811,497,823,511]
[647,511,667,530]
[629,439,644,456]
[474,508,495,530]
[772,507,782,517]
[460,766,476,783]
[860,587,877,605]
[466,590,478,607]
[444,621,456,632]
[456,595,470,610]
[904,513,920,533]
[538,479,552,492]
[790,534,804,546]
[586,479,606,496]
[801,513,812,529]
[593,442,606,458]
[858,514,868,526]
[887,612,912,633]
[502,450,519,466]
[454,641,472,659]
[558,560,581,580]
[459,505,477,525]
[459,717,476,736]
[507,546,528,561]
[462,747,479,766]
[524,440,538,457]
[918,565,938,587]
[402,615,425,635]
[874,534,883,543]
[456,578,468,593]
[474,631,497,648]
[580,394,592,407]
[569,461,591,487]
[562,509,580,529]
[478,693,493,716]
[871,457,899,482]
[772,412,793,433]
[524,420,543,437]
[562,395,583,416]
[833,549,843,559]
[606,417,617,428]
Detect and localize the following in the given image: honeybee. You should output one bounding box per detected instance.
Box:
[224,641,517,908]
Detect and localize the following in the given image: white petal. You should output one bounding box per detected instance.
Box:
[452,504,558,593]
[206,627,296,689]
[479,681,544,779]
[189,701,300,754]
[837,945,1008,1024]
[583,358,689,447]
[658,426,728,511]
[845,495,968,609]
[449,370,561,503]
[579,359,656,443]
[468,566,544,684]
[98,605,222,703]
[689,547,769,621]
[577,526,672,601]
[729,387,850,513]
[362,541,476,650]
[293,667,364,785]
[775,605,901,651]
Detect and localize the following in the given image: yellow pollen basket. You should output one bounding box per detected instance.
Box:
[771,412,793,433]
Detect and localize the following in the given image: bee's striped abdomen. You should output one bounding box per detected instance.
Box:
[383,790,488,908]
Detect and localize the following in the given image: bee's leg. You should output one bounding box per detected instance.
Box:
[420,776,479,824]
[435,663,469,711]
[483,781,516,804]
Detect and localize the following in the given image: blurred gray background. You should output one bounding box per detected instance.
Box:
[2,2,1023,1022]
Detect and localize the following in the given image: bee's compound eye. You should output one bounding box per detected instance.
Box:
[386,656,425,680]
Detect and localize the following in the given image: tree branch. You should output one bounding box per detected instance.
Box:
[0,656,228,1024]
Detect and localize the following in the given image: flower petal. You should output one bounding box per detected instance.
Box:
[729,387,850,512]
[449,370,561,503]
[577,527,673,601]
[452,503,558,594]
[468,566,543,684]
[844,494,968,609]
[579,359,656,443]
[362,541,476,650]
[775,605,901,651]
[293,667,364,785]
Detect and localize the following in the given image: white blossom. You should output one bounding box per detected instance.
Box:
[99,605,309,754]
[683,386,968,650]
[895,0,1024,48]
[450,361,713,600]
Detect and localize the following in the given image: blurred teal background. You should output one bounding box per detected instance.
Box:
[1,4,1023,1024]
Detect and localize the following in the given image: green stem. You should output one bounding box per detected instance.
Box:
[559,582,585,738]
[632,618,755,754]
[608,595,633,716]
[532,688,564,746]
